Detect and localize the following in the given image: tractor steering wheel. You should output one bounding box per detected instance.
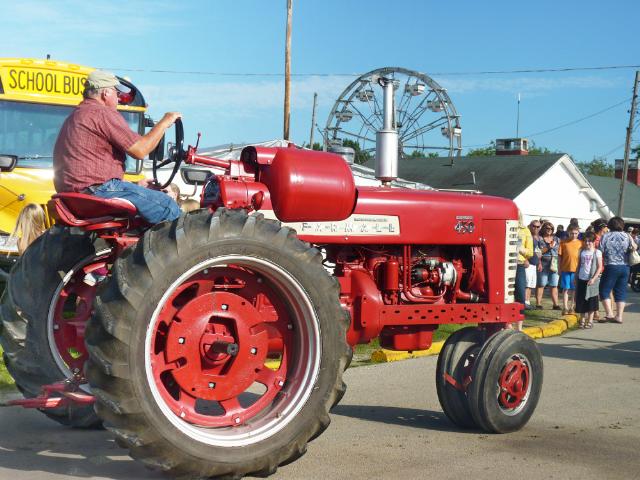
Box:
[153,118,185,190]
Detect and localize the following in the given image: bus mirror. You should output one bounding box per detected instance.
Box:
[181,167,211,185]
[0,154,18,172]
[150,135,166,162]
[144,115,156,128]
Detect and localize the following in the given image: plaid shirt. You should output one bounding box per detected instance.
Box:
[53,98,141,192]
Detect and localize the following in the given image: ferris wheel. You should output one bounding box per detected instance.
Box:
[324,67,461,160]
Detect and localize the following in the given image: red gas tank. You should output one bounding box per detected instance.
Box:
[255,147,356,222]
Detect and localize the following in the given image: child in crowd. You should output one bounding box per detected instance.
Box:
[9,203,46,254]
[574,231,603,329]
[558,224,582,314]
[165,183,181,202]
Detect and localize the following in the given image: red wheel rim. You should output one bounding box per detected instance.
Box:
[48,257,110,379]
[497,354,531,412]
[146,256,320,444]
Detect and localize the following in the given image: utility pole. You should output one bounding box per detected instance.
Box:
[309,92,317,148]
[618,70,639,217]
[283,0,293,141]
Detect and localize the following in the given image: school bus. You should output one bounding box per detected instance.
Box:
[0,58,148,261]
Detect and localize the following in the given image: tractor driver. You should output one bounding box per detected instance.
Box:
[53,70,182,224]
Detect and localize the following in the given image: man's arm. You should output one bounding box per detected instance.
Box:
[127,112,182,160]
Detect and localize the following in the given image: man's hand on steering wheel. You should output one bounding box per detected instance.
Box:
[152,116,185,190]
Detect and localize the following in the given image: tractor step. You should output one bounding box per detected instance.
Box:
[0,380,95,409]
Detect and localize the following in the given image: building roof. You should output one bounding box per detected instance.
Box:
[363,154,564,199]
[586,174,640,222]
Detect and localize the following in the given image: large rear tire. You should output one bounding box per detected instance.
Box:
[0,227,107,428]
[85,209,351,479]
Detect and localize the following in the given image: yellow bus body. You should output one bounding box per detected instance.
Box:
[0,58,147,255]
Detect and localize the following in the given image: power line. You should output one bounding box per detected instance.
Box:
[523,98,630,138]
[463,97,632,149]
[102,64,640,78]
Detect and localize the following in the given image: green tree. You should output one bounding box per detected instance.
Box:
[311,142,323,151]
[407,150,440,158]
[341,139,372,165]
[575,156,615,177]
[467,142,496,156]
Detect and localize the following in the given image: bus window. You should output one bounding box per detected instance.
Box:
[0,100,143,171]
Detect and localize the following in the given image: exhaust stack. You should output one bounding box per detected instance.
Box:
[375,77,398,184]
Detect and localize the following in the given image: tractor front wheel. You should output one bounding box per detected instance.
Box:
[85,209,350,479]
[435,327,485,428]
[468,330,543,433]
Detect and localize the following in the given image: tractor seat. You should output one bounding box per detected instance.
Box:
[49,192,141,229]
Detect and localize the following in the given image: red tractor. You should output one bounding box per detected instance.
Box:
[0,79,542,479]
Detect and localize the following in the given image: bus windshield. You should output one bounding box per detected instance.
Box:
[0,100,142,170]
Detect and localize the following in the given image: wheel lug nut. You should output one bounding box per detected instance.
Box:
[257,277,263,284]
[178,337,185,344]
[287,324,293,330]
[278,380,284,387]
[221,304,229,311]
[53,324,59,331]
[250,347,257,355]
[203,269,209,275]
[208,382,216,389]
[233,416,241,424]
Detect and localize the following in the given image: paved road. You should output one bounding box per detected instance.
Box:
[0,290,638,480]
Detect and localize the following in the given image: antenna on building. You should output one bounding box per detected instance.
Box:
[516,93,521,138]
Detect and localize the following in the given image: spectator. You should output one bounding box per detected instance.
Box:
[558,224,582,314]
[514,211,533,330]
[9,203,46,254]
[574,231,603,329]
[535,221,561,310]
[165,183,181,203]
[556,224,567,240]
[592,219,608,248]
[568,217,582,239]
[598,216,637,324]
[591,219,609,321]
[525,220,542,308]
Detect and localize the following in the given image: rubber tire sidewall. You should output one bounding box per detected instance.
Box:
[469,330,543,433]
[435,327,485,429]
[88,210,349,478]
[0,226,104,428]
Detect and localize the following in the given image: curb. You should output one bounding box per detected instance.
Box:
[370,314,579,363]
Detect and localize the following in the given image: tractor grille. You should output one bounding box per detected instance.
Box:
[504,220,519,303]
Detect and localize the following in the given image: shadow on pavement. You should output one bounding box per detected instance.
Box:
[331,404,476,434]
[0,413,160,480]
[539,339,640,368]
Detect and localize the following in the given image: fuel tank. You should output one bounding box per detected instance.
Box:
[258,147,356,222]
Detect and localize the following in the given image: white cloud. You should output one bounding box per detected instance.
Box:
[140,75,351,118]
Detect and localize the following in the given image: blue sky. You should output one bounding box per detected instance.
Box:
[2,0,639,163]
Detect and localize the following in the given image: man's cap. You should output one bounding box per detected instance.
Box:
[85,70,126,91]
[627,226,634,232]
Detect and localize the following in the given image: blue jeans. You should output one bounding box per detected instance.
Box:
[92,179,181,225]
[599,264,630,302]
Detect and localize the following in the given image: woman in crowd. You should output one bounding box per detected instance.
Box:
[535,221,561,310]
[9,203,46,254]
[574,231,603,329]
[598,216,637,324]
[515,211,533,330]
